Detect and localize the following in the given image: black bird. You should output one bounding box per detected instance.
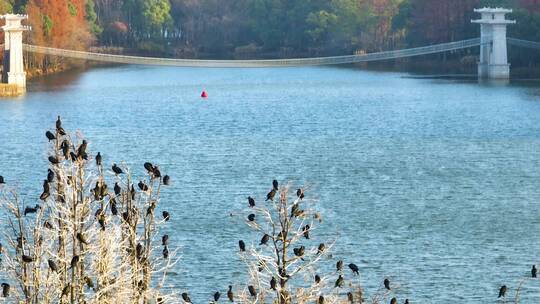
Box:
[290,203,302,218]
[40,180,50,201]
[384,278,391,290]
[214,291,221,302]
[270,276,277,290]
[110,199,118,216]
[48,156,60,165]
[163,175,170,185]
[70,255,79,268]
[293,246,305,257]
[144,162,154,173]
[162,234,169,246]
[162,211,170,221]
[0,242,3,253]
[47,169,54,182]
[248,285,257,297]
[238,240,246,252]
[44,220,54,229]
[318,243,326,255]
[317,295,324,304]
[0,176,4,184]
[404,300,409,304]
[130,185,136,200]
[22,255,34,263]
[266,189,277,201]
[533,265,537,278]
[136,243,144,260]
[77,233,89,245]
[153,166,161,178]
[390,298,397,304]
[315,274,321,284]
[84,276,94,289]
[98,215,106,231]
[95,152,102,166]
[56,116,65,135]
[24,205,40,216]
[260,234,270,245]
[111,164,123,175]
[77,140,88,158]
[335,275,344,288]
[163,246,169,259]
[248,196,255,208]
[114,182,121,195]
[60,140,70,158]
[1,283,9,297]
[61,284,70,297]
[347,292,354,303]
[227,285,234,302]
[272,179,278,190]
[247,213,255,222]
[45,131,56,141]
[498,285,507,298]
[138,181,148,191]
[70,151,78,161]
[337,260,344,272]
[348,263,359,275]
[296,188,304,199]
[302,225,310,239]
[181,292,191,303]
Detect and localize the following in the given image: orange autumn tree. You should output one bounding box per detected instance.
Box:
[25,0,95,71]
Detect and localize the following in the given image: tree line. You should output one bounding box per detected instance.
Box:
[0,0,539,70]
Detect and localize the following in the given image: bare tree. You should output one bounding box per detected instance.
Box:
[0,117,180,304]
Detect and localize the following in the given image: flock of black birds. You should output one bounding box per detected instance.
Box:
[0,116,178,300]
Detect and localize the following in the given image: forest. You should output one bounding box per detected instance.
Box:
[0,0,539,72]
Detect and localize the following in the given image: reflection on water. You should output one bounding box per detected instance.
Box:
[1,66,540,303]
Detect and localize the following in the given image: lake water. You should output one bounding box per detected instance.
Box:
[1,66,540,303]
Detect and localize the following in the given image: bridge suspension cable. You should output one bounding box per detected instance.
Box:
[22,38,483,68]
[507,38,540,50]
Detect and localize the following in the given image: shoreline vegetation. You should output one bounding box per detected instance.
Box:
[0,0,536,80]
[1,118,539,303]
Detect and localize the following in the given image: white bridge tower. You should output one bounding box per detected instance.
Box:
[1,14,29,91]
[472,8,515,79]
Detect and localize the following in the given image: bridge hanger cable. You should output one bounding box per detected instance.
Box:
[22,38,483,68]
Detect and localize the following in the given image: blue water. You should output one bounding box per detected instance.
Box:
[1,66,540,303]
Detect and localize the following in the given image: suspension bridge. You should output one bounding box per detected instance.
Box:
[1,7,540,95]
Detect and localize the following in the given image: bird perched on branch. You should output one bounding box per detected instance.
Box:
[260,234,270,245]
[45,131,56,141]
[70,255,79,268]
[349,263,359,275]
[248,285,257,297]
[95,152,102,166]
[213,291,221,302]
[181,292,192,303]
[317,243,326,255]
[247,213,255,222]
[238,240,246,252]
[1,283,10,297]
[347,292,354,303]
[48,259,58,272]
[390,297,397,304]
[47,169,54,182]
[248,196,255,208]
[296,188,304,199]
[270,276,277,290]
[384,278,391,290]
[315,274,321,284]
[22,255,34,263]
[266,188,276,201]
[0,176,4,184]
[56,116,65,135]
[162,211,170,221]
[112,164,123,175]
[227,285,234,302]
[336,260,344,272]
[317,295,324,304]
[24,205,40,216]
[144,162,154,173]
[498,285,507,298]
[163,175,171,185]
[335,275,344,288]
[48,156,60,165]
[114,182,121,195]
[272,179,278,190]
[532,265,537,278]
[162,234,169,246]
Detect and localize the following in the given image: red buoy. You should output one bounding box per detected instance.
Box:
[201,91,208,98]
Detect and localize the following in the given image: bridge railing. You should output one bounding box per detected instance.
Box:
[21,38,484,68]
[507,38,540,50]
